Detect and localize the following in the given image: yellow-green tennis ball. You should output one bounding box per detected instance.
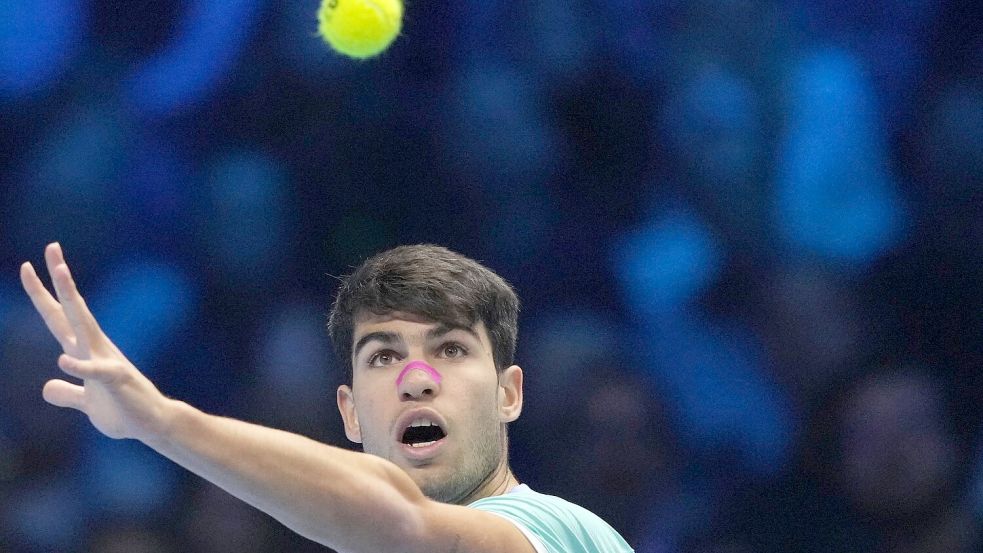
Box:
[318,0,403,59]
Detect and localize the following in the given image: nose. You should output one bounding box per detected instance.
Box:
[396,361,442,400]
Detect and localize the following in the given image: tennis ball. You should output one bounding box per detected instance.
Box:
[318,0,403,59]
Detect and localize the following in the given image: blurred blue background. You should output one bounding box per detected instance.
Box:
[1,1,981,551]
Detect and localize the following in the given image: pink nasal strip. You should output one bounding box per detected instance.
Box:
[395,361,443,388]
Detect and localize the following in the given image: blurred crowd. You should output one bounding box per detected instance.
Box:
[1,0,980,551]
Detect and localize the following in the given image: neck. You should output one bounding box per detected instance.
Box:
[458,462,519,505]
[455,430,520,505]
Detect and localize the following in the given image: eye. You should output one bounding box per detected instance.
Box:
[368,350,401,368]
[438,343,467,359]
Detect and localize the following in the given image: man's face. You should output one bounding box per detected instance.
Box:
[336,311,522,504]
[838,372,958,519]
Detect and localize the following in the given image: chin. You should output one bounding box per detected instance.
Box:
[415,469,466,503]
[420,482,461,504]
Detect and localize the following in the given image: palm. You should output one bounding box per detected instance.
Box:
[80,379,129,438]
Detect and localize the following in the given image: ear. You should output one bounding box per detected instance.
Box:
[497,365,524,423]
[337,384,362,443]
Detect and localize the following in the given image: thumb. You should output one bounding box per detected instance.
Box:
[42,379,86,411]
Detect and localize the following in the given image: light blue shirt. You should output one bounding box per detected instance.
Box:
[469,485,634,553]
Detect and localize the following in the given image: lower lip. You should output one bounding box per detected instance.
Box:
[399,437,447,461]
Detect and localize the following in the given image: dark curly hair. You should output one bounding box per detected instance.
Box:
[328,245,520,382]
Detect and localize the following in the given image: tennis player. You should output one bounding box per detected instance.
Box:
[21,242,633,553]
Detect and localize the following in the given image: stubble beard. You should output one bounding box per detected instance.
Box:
[361,402,507,505]
[418,419,504,505]
[361,424,504,504]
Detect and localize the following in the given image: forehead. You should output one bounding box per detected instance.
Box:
[352,311,490,345]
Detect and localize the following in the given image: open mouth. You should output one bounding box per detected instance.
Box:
[400,419,447,448]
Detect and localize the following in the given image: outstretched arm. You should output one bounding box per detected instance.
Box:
[20,243,535,553]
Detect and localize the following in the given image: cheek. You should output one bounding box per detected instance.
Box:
[459,379,503,422]
[351,390,392,440]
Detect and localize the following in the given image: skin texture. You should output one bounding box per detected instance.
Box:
[19,243,537,553]
[338,311,523,505]
[396,361,444,389]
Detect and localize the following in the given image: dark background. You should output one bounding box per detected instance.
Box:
[1,1,981,551]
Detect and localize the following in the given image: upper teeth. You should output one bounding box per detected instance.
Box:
[410,419,439,428]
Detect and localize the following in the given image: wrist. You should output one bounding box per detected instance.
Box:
[142,397,192,449]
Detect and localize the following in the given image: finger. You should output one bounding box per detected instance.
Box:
[49,262,93,353]
[58,354,120,382]
[50,262,106,355]
[47,244,106,353]
[44,242,66,277]
[20,262,78,352]
[42,379,86,411]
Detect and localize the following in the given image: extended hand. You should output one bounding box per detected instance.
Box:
[21,243,171,441]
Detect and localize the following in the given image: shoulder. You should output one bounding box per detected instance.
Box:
[469,485,634,553]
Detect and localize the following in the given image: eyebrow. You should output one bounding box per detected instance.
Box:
[427,323,481,344]
[351,324,482,361]
[352,331,401,362]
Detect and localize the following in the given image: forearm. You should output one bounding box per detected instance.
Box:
[146,399,426,553]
